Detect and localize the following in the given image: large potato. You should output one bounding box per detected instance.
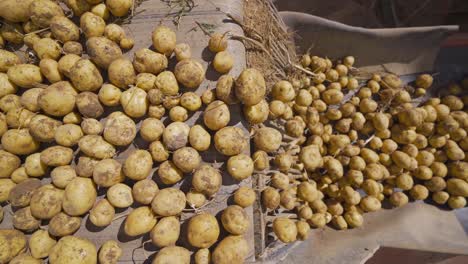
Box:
[235,68,266,106]
[13,206,40,232]
[80,12,105,38]
[30,0,64,28]
[89,199,115,227]
[124,206,157,236]
[163,121,190,150]
[48,212,81,237]
[0,150,20,178]
[49,236,97,264]
[172,147,201,173]
[0,0,34,23]
[76,92,104,118]
[30,229,56,259]
[221,205,249,235]
[92,159,124,187]
[79,135,116,159]
[174,59,205,89]
[8,179,42,207]
[63,177,97,216]
[204,100,230,131]
[38,81,77,116]
[103,111,137,145]
[40,146,73,166]
[133,48,168,74]
[214,126,248,156]
[152,246,190,264]
[253,127,282,153]
[20,88,43,111]
[50,16,80,43]
[0,179,15,202]
[70,59,103,92]
[55,124,83,147]
[108,58,136,88]
[98,240,122,264]
[123,150,153,180]
[187,213,220,248]
[30,184,63,219]
[0,229,27,263]
[0,50,21,73]
[7,64,43,88]
[2,129,40,155]
[151,188,186,216]
[132,179,159,205]
[150,216,180,247]
[120,87,148,118]
[192,164,222,196]
[87,37,122,69]
[212,236,249,264]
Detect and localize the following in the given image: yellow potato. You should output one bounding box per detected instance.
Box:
[120,87,148,118]
[1,129,40,155]
[91,3,109,20]
[152,25,176,56]
[151,188,186,216]
[98,84,122,106]
[30,0,64,27]
[63,41,83,55]
[0,150,21,178]
[189,125,211,151]
[58,54,81,78]
[192,165,222,196]
[187,213,220,248]
[123,150,153,180]
[213,51,234,74]
[6,107,35,128]
[98,240,122,264]
[0,94,21,113]
[0,0,34,22]
[51,165,77,189]
[174,59,205,89]
[63,177,97,216]
[0,229,27,263]
[235,68,266,106]
[50,16,80,42]
[132,179,159,205]
[30,185,63,219]
[55,124,83,147]
[244,99,269,124]
[40,146,73,166]
[124,206,157,236]
[0,50,21,73]
[163,121,190,151]
[108,58,136,88]
[49,236,97,264]
[212,236,248,264]
[107,183,133,208]
[253,127,282,153]
[150,216,180,247]
[104,24,125,43]
[39,59,63,83]
[208,32,228,52]
[106,0,132,17]
[204,100,230,131]
[0,179,15,203]
[7,64,43,88]
[103,111,137,145]
[70,59,103,92]
[29,229,56,259]
[227,154,254,181]
[33,38,61,60]
[79,135,116,159]
[89,199,115,227]
[92,159,124,187]
[140,118,165,142]
[155,71,179,95]
[174,43,192,61]
[152,246,190,264]
[80,12,105,38]
[87,37,123,69]
[234,186,256,208]
[221,205,249,235]
[133,48,168,74]
[48,212,81,237]
[214,126,248,156]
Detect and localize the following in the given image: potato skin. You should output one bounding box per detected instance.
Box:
[235,68,266,106]
[174,59,205,89]
[152,246,190,264]
[204,100,230,131]
[103,111,137,145]
[0,229,27,263]
[192,164,222,196]
[108,58,136,88]
[163,122,190,151]
[30,0,64,28]
[273,217,297,243]
[50,16,80,43]
[123,150,153,180]
[7,64,43,88]
[29,229,56,259]
[79,135,116,159]
[150,216,180,247]
[151,188,186,216]
[87,37,123,69]
[13,206,40,232]
[92,159,124,187]
[30,185,63,219]
[124,206,157,236]
[133,48,168,74]
[214,126,248,156]
[1,129,40,155]
[187,213,220,248]
[0,150,20,178]
[76,92,104,118]
[89,199,115,227]
[212,235,249,264]
[63,177,97,216]
[132,179,159,205]
[49,236,97,264]
[48,212,81,237]
[70,59,104,92]
[221,205,249,235]
[98,240,122,264]
[0,0,34,23]
[40,146,74,166]
[80,12,105,38]
[8,179,42,207]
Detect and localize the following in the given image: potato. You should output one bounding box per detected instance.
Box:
[92,159,123,187]
[29,229,56,259]
[213,51,234,74]
[70,59,104,92]
[108,58,136,88]
[97,240,122,264]
[63,41,83,55]
[80,12,105,38]
[11,167,28,183]
[80,118,102,135]
[120,87,148,118]
[106,0,132,16]
[2,129,40,155]
[227,154,254,181]
[104,24,125,43]
[221,205,249,235]
[50,166,76,189]
[212,235,248,264]
[79,135,116,159]
[0,179,15,203]
[169,106,188,122]
[30,185,63,219]
[8,179,41,207]
[152,25,176,56]
[124,150,153,180]
[107,183,133,208]
[49,212,81,237]
[89,199,115,227]
[272,217,297,242]
[0,150,20,178]
[50,16,79,43]
[244,99,269,124]
[23,153,47,178]
[296,220,311,240]
[360,196,381,212]
[172,147,201,173]
[185,213,220,248]
[0,50,21,73]
[120,38,134,49]
[446,178,468,197]
[40,146,73,167]
[0,23,23,45]
[186,190,206,208]
[0,229,27,263]
[58,54,81,78]
[63,112,82,125]
[153,246,190,264]
[149,140,170,162]
[7,64,43,88]
[132,73,154,92]
[202,89,216,104]
[186,125,210,152]
[253,127,282,153]
[0,94,20,113]
[98,84,122,106]
[54,124,83,147]
[234,186,256,208]
[191,165,222,197]
[151,188,186,216]
[18,88,41,112]
[75,156,98,178]
[174,59,205,89]
[0,0,33,22]
[214,126,248,156]
[49,236,97,264]
[63,177,97,216]
[102,111,136,145]
[203,100,230,131]
[90,3,109,20]
[33,38,61,61]
[161,121,189,151]
[77,92,104,119]
[262,187,280,209]
[132,179,158,205]
[133,48,168,74]
[124,206,157,236]
[445,140,465,161]
[208,32,228,52]
[235,68,266,106]
[139,118,164,142]
[30,0,64,27]
[150,216,180,247]
[195,248,211,264]
[5,107,34,128]
[174,43,191,61]
[9,253,39,264]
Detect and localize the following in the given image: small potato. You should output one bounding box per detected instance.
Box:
[140,118,165,142]
[214,126,248,156]
[153,246,190,264]
[107,0,132,17]
[262,187,280,209]
[55,124,83,147]
[174,43,192,61]
[253,127,282,153]
[98,84,122,106]
[133,48,168,74]
[91,3,109,20]
[158,160,184,184]
[81,118,104,135]
[174,59,205,89]
[135,73,157,91]
[98,240,122,264]
[107,183,133,208]
[89,199,115,227]
[124,206,157,236]
[169,106,188,122]
[234,186,256,208]
[221,205,249,235]
[195,248,211,264]
[360,196,381,212]
[50,16,80,43]
[7,64,43,88]
[58,54,81,78]
[163,121,190,150]
[235,68,266,106]
[80,12,105,38]
[104,24,125,43]
[390,192,409,207]
[273,217,297,243]
[186,190,206,208]
[151,188,186,216]
[108,58,136,88]
[244,99,269,124]
[93,159,124,187]
[49,236,97,264]
[132,179,159,205]
[51,166,77,189]
[63,177,97,216]
[120,38,134,49]
[227,154,254,181]
[0,50,21,73]
[180,92,202,111]
[48,212,81,237]
[150,216,180,247]
[70,59,104,92]
[10,167,29,183]
[40,146,73,167]
[446,178,468,197]
[0,73,17,99]
[0,150,21,178]
[149,141,170,162]
[30,0,64,27]
[213,51,234,73]
[30,185,63,219]
[204,100,230,131]
[123,150,153,180]
[0,229,27,263]
[76,156,99,177]
[8,179,41,207]
[33,38,61,60]
[24,152,47,178]
[152,25,176,56]
[120,87,148,118]
[189,125,211,151]
[0,179,15,203]
[208,32,228,52]
[202,89,216,104]
[0,94,21,113]
[63,41,83,55]
[2,129,40,155]
[20,88,42,113]
[187,213,220,248]
[103,111,137,145]
[30,229,56,259]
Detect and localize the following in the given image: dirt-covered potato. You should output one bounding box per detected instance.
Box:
[0,73,17,98]
[49,236,97,264]
[0,0,33,23]
[150,216,180,247]
[2,129,40,155]
[124,206,157,236]
[50,16,79,43]
[152,25,176,56]
[75,156,98,178]
[202,89,216,104]
[208,32,228,52]
[1,23,24,45]
[0,50,21,73]
[103,111,137,145]
[89,199,115,227]
[92,159,123,187]
[151,188,186,216]
[120,87,148,118]
[446,178,468,197]
[0,178,15,202]
[186,125,210,151]
[5,107,34,128]
[104,24,125,43]
[187,213,220,248]
[0,150,20,178]
[79,135,116,159]
[214,126,248,156]
[139,118,164,142]
[214,75,236,105]
[107,0,132,16]
[8,179,41,207]
[273,217,297,243]
[172,147,201,173]
[212,235,249,264]
[133,48,168,74]
[195,248,211,264]
[153,71,177,96]
[48,212,81,237]
[221,205,249,235]
[30,184,63,219]
[76,92,104,119]
[63,177,97,216]
[108,58,136,88]
[132,179,158,205]
[235,68,266,106]
[0,94,20,113]
[81,118,102,135]
[98,84,122,106]
[296,220,311,240]
[227,154,254,181]
[107,183,133,208]
[174,59,205,89]
[0,229,27,263]
[192,164,222,196]
[80,12,105,38]
[153,246,190,264]
[55,124,83,147]
[24,153,47,177]
[30,0,64,27]
[234,186,256,208]
[122,150,152,181]
[161,121,189,151]
[70,59,103,92]
[20,88,42,112]
[204,100,230,131]
[63,111,82,124]
[63,41,83,55]
[253,127,282,153]
[33,38,61,60]
[11,167,28,183]
[134,73,155,92]
[58,54,80,78]
[213,51,234,74]
[148,141,169,163]
[7,64,43,88]
[98,240,122,264]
